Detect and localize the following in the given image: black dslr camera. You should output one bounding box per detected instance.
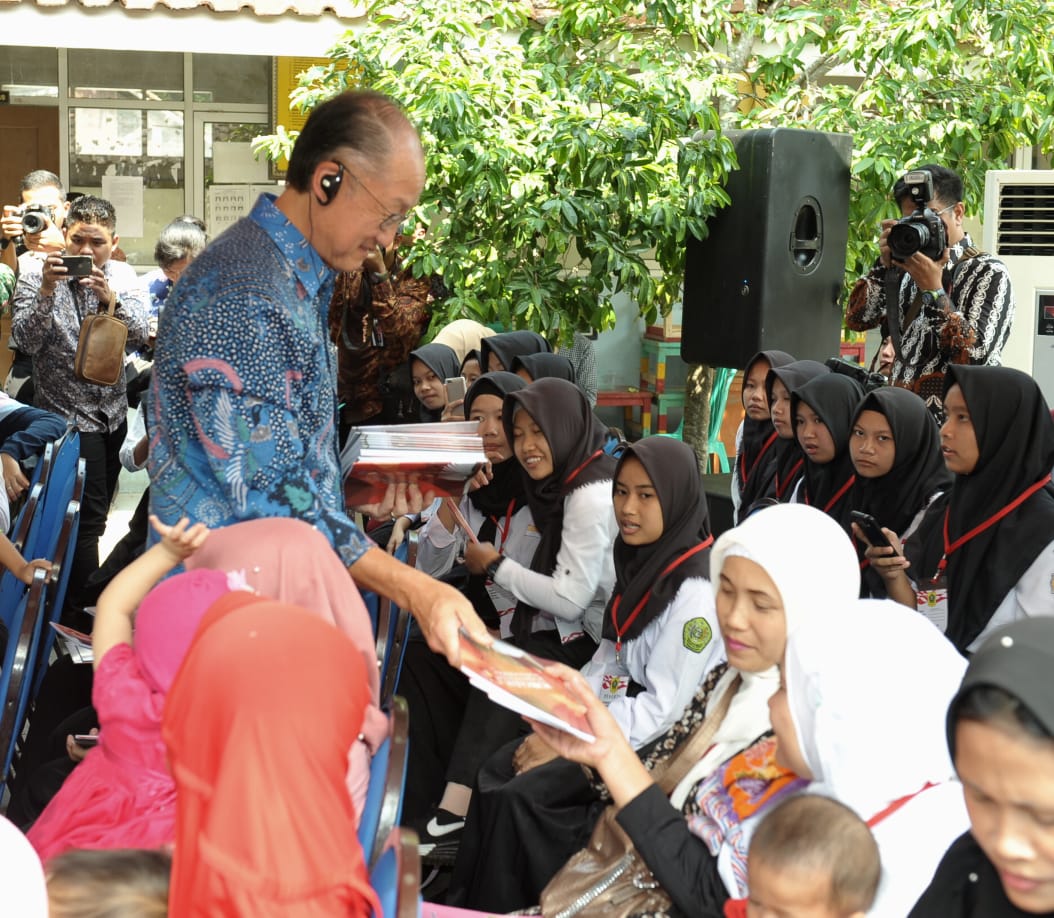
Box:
[20,204,53,236]
[824,357,887,393]
[887,170,947,262]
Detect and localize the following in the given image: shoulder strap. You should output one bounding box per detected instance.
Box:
[655,673,741,794]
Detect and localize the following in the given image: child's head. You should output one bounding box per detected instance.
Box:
[409,343,459,415]
[46,848,171,918]
[460,351,482,387]
[134,569,231,694]
[746,795,880,918]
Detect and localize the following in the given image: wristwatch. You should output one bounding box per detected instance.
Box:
[485,556,505,580]
[920,289,944,308]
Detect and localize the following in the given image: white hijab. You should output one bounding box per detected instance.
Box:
[785,598,966,818]
[0,817,47,916]
[784,600,969,916]
[669,504,860,808]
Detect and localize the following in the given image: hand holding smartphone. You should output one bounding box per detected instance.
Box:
[850,511,893,550]
[445,376,467,403]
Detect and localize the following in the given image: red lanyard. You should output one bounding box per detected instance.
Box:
[610,537,715,657]
[565,448,604,486]
[740,431,778,485]
[935,473,1052,577]
[804,474,856,514]
[491,499,516,554]
[867,782,936,828]
[775,458,803,500]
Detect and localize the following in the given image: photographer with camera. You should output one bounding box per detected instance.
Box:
[2,171,71,403]
[846,165,1014,419]
[1,170,68,272]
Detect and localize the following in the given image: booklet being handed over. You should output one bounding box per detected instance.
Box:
[458,629,596,743]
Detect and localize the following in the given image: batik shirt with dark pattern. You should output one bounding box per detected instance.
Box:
[846,233,1014,392]
[147,194,373,567]
[11,259,149,433]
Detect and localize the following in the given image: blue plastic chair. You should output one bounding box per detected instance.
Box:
[364,536,409,638]
[31,462,86,698]
[0,569,48,782]
[376,532,416,709]
[369,827,420,918]
[357,695,409,869]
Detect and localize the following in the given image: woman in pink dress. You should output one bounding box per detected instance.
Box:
[28,517,233,861]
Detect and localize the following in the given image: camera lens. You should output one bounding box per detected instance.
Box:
[888,221,929,260]
[21,211,47,235]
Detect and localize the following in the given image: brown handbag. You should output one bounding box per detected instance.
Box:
[539,675,741,918]
[74,292,128,387]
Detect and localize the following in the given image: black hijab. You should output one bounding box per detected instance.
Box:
[512,352,577,385]
[790,373,864,529]
[461,371,528,627]
[851,387,951,535]
[906,366,1054,652]
[602,437,712,645]
[463,372,528,521]
[908,619,1054,918]
[408,342,460,421]
[502,377,616,641]
[764,361,829,505]
[480,330,551,372]
[736,350,795,513]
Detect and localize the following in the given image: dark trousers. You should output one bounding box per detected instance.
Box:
[69,422,127,610]
[446,630,597,788]
[447,750,601,912]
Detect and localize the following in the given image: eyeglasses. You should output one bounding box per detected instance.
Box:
[333,160,408,232]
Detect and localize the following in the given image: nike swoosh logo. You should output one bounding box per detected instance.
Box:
[425,817,465,838]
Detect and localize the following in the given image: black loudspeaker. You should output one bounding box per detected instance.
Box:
[681,129,853,369]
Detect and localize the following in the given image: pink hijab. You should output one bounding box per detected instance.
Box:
[185,519,385,811]
[135,568,232,693]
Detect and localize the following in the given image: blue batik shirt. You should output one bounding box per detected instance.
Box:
[147,194,373,566]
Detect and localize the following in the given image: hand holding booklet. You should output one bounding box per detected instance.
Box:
[341,421,487,508]
[458,629,596,743]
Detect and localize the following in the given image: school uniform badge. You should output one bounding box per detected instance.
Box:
[683,617,712,653]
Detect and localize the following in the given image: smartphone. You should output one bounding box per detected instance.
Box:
[61,254,94,277]
[445,376,467,403]
[850,511,892,550]
[72,734,99,748]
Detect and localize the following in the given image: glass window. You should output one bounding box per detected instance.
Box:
[0,45,58,99]
[69,49,183,101]
[69,108,185,267]
[193,54,270,105]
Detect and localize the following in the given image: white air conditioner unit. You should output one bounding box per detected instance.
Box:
[982,170,1054,404]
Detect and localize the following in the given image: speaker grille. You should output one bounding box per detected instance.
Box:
[994,183,1054,256]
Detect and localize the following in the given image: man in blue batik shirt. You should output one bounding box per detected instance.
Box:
[148,90,484,665]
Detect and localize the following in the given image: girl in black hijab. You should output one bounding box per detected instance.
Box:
[789,373,864,529]
[480,330,551,373]
[414,377,618,863]
[874,366,1054,654]
[764,360,829,506]
[408,342,460,421]
[400,372,536,828]
[910,618,1054,917]
[733,349,795,521]
[849,387,951,598]
[448,436,724,913]
[511,352,577,387]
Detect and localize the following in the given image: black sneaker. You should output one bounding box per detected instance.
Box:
[416,808,465,865]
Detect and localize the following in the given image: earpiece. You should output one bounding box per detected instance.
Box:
[318,162,344,205]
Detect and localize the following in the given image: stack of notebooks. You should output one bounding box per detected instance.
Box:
[341,421,488,508]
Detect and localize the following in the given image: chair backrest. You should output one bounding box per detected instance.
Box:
[366,535,409,641]
[32,463,87,698]
[0,570,48,782]
[369,827,421,918]
[377,532,416,709]
[32,428,81,561]
[7,482,43,557]
[357,695,410,869]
